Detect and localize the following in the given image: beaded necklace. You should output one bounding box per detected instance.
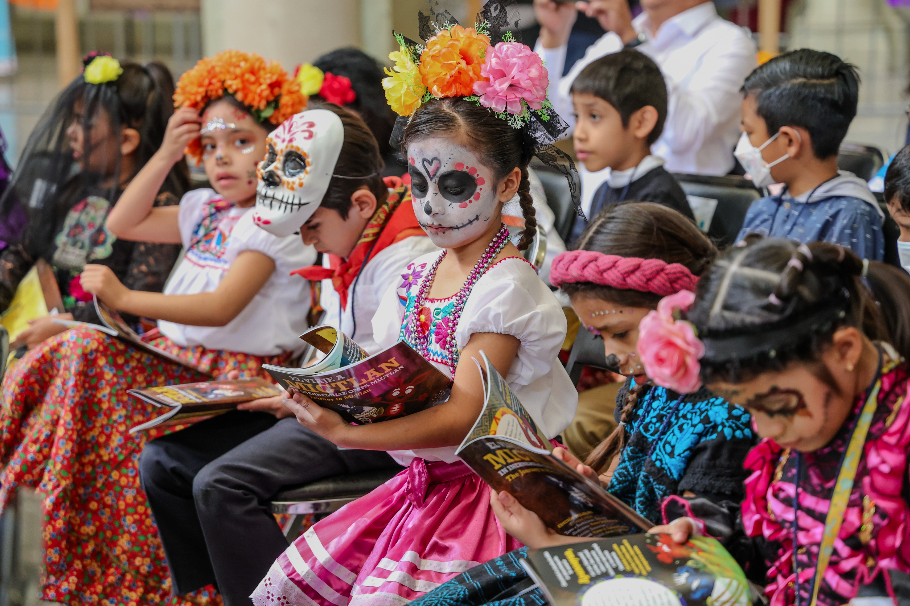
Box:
[402,224,510,374]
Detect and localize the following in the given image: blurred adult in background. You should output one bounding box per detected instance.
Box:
[534,0,756,177]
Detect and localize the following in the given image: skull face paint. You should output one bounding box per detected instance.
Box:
[407,137,499,248]
[252,109,344,237]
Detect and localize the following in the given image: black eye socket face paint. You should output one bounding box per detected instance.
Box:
[409,167,429,198]
[746,387,809,418]
[437,170,478,203]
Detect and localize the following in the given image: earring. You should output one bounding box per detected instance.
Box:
[847,363,855,372]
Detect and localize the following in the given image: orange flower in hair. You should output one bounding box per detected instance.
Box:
[419,25,489,98]
[174,50,306,162]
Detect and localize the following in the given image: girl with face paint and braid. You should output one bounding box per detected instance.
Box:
[649,237,910,606]
[405,202,757,606]
[253,14,578,606]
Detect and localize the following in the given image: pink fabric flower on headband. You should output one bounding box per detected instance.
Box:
[637,290,704,394]
[473,42,548,115]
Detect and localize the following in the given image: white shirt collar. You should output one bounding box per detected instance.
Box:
[634,2,718,43]
[608,155,666,188]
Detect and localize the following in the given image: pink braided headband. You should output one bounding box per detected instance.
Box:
[550,250,698,296]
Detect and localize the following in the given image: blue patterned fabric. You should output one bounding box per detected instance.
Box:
[737,193,884,261]
[606,383,755,524]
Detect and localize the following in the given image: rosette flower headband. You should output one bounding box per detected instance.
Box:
[295,64,357,107]
[82,52,122,85]
[383,1,583,217]
[174,50,307,162]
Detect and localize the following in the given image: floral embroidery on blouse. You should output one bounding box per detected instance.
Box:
[397,261,457,371]
[185,198,240,271]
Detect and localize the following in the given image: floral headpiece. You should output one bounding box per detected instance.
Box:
[295,64,357,107]
[174,50,307,162]
[83,52,122,85]
[383,1,583,216]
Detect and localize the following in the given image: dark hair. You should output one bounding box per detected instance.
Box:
[313,48,398,156]
[315,102,387,220]
[688,237,910,386]
[741,49,860,159]
[400,97,537,249]
[563,202,717,472]
[2,59,190,256]
[884,143,910,211]
[570,50,668,145]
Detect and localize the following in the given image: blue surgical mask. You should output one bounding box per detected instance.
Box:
[897,240,910,273]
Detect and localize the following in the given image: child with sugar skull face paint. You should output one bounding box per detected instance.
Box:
[647,237,910,605]
[0,50,310,606]
[252,11,580,606]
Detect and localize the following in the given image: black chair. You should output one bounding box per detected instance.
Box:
[838,142,885,181]
[270,467,403,539]
[565,327,609,386]
[673,173,762,249]
[532,163,576,244]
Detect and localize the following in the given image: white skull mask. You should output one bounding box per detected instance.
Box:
[252,109,344,237]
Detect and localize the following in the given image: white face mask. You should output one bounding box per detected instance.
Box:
[734,131,791,188]
[897,240,910,273]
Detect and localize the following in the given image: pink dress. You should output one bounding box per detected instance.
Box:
[252,254,578,606]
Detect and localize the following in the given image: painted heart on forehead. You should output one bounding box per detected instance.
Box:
[407,136,501,248]
[252,108,344,237]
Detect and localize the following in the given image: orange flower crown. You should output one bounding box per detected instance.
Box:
[174,50,307,162]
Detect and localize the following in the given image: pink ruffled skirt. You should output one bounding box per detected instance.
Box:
[252,458,521,606]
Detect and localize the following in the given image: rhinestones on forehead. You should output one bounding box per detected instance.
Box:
[201,117,237,135]
[590,309,624,317]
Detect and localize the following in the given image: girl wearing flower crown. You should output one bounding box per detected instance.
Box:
[252,16,577,606]
[406,202,756,606]
[649,237,910,606]
[0,53,187,349]
[0,50,309,606]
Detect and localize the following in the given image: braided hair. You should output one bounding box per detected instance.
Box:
[688,237,910,386]
[401,97,537,249]
[560,203,717,472]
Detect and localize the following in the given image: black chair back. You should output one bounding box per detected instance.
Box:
[673,173,762,249]
[566,327,609,386]
[838,142,885,182]
[532,163,576,244]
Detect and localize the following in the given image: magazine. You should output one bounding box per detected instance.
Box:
[55,297,208,373]
[4,260,64,348]
[521,534,753,606]
[456,352,651,538]
[263,325,451,425]
[128,378,281,434]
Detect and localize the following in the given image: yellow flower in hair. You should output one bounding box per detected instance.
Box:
[383,46,425,116]
[84,56,123,85]
[295,63,325,97]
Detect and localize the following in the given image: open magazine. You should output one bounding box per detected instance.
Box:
[52,297,207,374]
[521,534,753,606]
[263,325,451,425]
[128,378,281,434]
[456,352,651,538]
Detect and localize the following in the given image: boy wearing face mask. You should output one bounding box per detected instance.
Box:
[884,144,910,272]
[735,49,884,261]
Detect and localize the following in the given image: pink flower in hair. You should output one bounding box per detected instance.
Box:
[473,42,548,115]
[637,290,704,394]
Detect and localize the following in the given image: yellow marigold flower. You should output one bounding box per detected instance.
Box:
[419,24,489,99]
[295,63,325,97]
[383,46,425,116]
[83,56,123,85]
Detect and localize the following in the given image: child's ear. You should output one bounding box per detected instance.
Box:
[498,166,522,202]
[121,127,141,157]
[780,126,806,159]
[631,106,659,141]
[828,326,864,374]
[350,186,378,220]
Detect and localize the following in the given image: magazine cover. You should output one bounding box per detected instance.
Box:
[522,534,753,606]
[264,331,451,425]
[128,378,280,433]
[456,352,651,538]
[87,297,207,373]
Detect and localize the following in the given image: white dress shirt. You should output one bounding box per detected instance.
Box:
[536,2,757,176]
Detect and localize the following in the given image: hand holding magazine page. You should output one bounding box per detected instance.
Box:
[263,325,451,425]
[128,378,281,434]
[521,534,753,606]
[456,352,651,538]
[54,297,208,374]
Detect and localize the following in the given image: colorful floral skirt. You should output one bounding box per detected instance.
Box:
[0,326,289,606]
[253,458,521,606]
